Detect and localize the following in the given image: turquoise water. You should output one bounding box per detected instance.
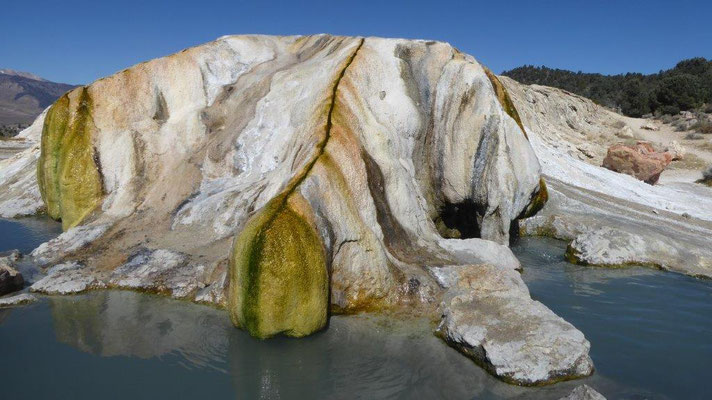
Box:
[1,218,711,399]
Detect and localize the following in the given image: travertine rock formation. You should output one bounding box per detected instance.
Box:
[0,35,593,385]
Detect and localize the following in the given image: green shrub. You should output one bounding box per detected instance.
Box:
[502,58,712,117]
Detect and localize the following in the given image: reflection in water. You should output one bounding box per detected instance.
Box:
[50,292,230,370]
[0,309,11,325]
[41,291,589,400]
[2,234,711,399]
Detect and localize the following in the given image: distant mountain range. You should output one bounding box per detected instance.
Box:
[0,69,77,134]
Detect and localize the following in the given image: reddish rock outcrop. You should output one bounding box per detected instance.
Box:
[602,141,673,184]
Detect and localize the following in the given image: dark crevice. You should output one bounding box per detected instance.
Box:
[436,201,482,239]
[152,90,169,123]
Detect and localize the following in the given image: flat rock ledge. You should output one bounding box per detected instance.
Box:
[430,264,594,386]
[27,249,228,306]
[0,293,37,307]
[559,384,607,400]
[565,227,712,278]
[30,262,105,295]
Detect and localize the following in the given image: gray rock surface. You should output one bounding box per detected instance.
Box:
[558,384,606,400]
[109,248,209,299]
[0,293,37,306]
[431,264,593,385]
[30,262,104,294]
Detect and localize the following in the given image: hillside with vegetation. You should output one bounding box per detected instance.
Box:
[502,58,712,117]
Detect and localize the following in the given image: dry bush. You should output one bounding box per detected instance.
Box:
[692,121,712,134]
[611,120,626,129]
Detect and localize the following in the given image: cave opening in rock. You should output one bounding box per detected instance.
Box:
[436,201,481,239]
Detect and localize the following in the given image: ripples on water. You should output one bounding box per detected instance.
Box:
[1,219,711,399]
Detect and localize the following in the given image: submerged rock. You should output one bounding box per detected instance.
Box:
[565,228,658,268]
[602,142,672,185]
[559,384,606,400]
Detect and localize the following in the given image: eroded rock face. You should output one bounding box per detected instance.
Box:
[0,35,598,385]
[602,142,672,185]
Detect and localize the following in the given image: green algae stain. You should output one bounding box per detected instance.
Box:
[38,94,70,219]
[483,67,527,139]
[228,195,329,339]
[37,88,103,230]
[519,178,549,219]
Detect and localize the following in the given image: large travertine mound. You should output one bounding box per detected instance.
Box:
[1,35,594,385]
[502,77,712,278]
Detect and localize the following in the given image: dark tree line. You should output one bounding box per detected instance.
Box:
[502,58,712,117]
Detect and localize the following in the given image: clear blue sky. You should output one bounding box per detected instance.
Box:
[1,0,710,85]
